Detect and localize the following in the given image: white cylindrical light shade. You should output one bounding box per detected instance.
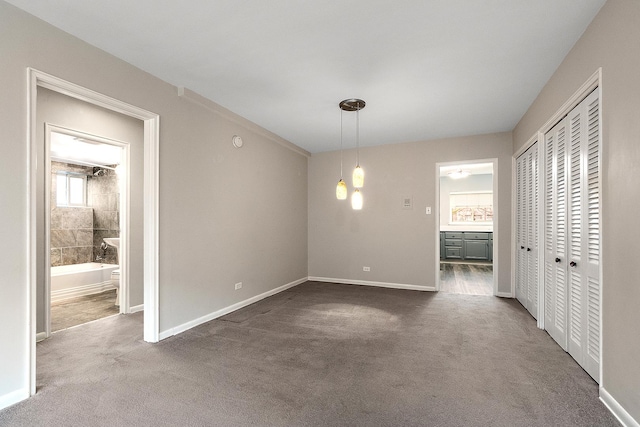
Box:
[336,179,347,200]
[351,189,363,210]
[352,165,364,188]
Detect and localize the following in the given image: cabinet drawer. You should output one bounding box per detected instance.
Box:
[464,232,489,240]
[445,247,462,259]
[445,239,462,247]
[445,232,463,239]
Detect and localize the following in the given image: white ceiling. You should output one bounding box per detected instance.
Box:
[50,132,122,166]
[8,0,605,153]
[440,163,493,177]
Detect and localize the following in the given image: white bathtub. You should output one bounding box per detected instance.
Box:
[50,262,119,302]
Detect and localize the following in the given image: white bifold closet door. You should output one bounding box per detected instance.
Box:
[544,89,601,383]
[515,143,538,319]
[544,117,568,349]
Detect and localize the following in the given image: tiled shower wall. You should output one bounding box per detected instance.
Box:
[88,167,120,264]
[50,161,120,266]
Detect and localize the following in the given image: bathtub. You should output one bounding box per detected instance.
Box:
[50,262,119,303]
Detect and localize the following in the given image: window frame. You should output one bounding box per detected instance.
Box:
[56,171,87,207]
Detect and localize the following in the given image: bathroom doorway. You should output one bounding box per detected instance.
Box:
[46,126,129,333]
[436,160,497,295]
[28,69,160,397]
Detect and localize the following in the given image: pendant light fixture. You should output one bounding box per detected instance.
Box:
[351,188,363,210]
[339,98,366,210]
[336,108,347,200]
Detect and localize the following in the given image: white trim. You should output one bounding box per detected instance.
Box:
[119,136,131,315]
[44,127,52,338]
[600,387,640,427]
[495,292,512,298]
[539,69,601,136]
[143,117,159,342]
[435,158,498,295]
[27,68,161,400]
[158,277,307,340]
[434,164,441,290]
[0,388,30,411]
[510,154,517,299]
[177,87,310,158]
[45,124,131,317]
[309,276,436,292]
[35,332,47,343]
[50,282,116,303]
[129,304,144,314]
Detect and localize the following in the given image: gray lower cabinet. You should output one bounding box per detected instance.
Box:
[440,231,493,261]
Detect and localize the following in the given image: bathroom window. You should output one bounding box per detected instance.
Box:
[56,172,86,207]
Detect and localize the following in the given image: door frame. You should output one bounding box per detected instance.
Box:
[44,124,131,336]
[27,68,160,396]
[435,158,499,295]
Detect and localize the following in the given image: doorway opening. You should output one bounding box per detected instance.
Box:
[45,127,129,333]
[436,160,497,295]
[28,69,160,397]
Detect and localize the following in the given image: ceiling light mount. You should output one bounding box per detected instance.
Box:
[339,99,366,112]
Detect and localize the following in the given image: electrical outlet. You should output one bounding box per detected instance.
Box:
[363,266,370,272]
[425,206,432,215]
[234,282,242,290]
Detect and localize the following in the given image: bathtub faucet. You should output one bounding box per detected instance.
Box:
[96,242,109,261]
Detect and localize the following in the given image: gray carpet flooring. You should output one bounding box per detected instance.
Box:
[0,281,619,426]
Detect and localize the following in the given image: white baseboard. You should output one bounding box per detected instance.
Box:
[51,281,116,303]
[35,332,47,342]
[308,276,436,292]
[600,386,640,427]
[129,304,144,314]
[158,277,307,341]
[0,387,29,411]
[496,291,513,298]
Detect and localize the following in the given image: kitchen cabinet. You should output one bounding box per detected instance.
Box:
[440,231,492,261]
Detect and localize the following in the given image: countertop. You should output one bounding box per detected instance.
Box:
[440,225,493,232]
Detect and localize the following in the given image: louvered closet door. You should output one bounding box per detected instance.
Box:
[515,154,527,305]
[544,118,568,350]
[515,144,538,318]
[567,89,601,382]
[526,144,539,318]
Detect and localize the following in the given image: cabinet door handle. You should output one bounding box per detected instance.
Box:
[555,257,561,263]
[569,261,577,267]
[527,248,531,252]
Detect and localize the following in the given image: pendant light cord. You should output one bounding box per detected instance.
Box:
[356,104,360,166]
[340,109,344,178]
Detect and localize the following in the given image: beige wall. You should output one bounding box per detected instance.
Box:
[0,0,308,404]
[513,0,640,420]
[309,132,512,294]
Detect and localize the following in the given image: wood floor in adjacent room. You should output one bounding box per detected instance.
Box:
[1,281,618,426]
[51,290,119,332]
[440,261,493,295]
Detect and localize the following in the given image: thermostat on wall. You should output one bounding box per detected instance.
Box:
[232,135,243,148]
[403,196,413,209]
